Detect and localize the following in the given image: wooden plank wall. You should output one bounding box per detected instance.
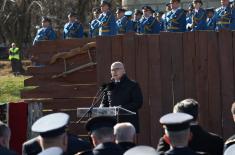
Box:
[96,31,235,146]
[22,31,235,148]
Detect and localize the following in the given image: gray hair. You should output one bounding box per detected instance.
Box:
[114,122,136,143]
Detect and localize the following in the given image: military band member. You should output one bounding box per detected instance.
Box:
[90,8,102,38]
[166,0,186,32]
[213,0,235,30]
[206,7,216,30]
[63,12,83,39]
[116,8,133,34]
[33,17,56,45]
[139,6,160,34]
[132,9,143,33]
[97,0,117,36]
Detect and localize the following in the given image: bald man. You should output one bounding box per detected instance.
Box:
[100,62,143,133]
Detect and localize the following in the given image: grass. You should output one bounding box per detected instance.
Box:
[0,76,27,103]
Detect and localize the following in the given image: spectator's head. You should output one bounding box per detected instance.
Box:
[110,61,126,81]
[93,8,101,19]
[68,12,77,22]
[170,0,181,10]
[173,98,199,122]
[193,0,203,9]
[160,113,193,148]
[221,0,230,6]
[31,113,69,152]
[206,7,214,18]
[0,121,11,149]
[231,102,235,122]
[114,122,136,143]
[166,3,172,12]
[116,8,126,19]
[100,0,111,13]
[11,43,16,48]
[134,9,143,21]
[41,17,51,27]
[142,6,153,18]
[124,146,159,155]
[85,116,116,146]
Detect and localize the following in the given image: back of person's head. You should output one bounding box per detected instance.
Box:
[114,122,136,143]
[41,133,68,151]
[173,98,199,121]
[165,128,190,147]
[0,121,11,148]
[91,127,114,144]
[231,102,235,122]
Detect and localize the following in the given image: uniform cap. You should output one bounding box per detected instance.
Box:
[160,113,193,131]
[170,0,181,3]
[125,10,133,16]
[134,9,143,15]
[111,61,125,70]
[32,113,69,138]
[41,16,51,23]
[206,7,215,12]
[68,12,77,17]
[142,6,154,12]
[85,116,116,132]
[116,8,126,13]
[224,144,235,155]
[124,146,159,155]
[193,0,203,5]
[100,0,111,7]
[38,147,63,155]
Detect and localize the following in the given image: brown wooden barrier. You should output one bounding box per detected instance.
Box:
[22,31,235,148]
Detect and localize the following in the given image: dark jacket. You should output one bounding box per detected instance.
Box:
[0,146,18,155]
[157,125,224,155]
[117,142,136,152]
[224,134,235,151]
[100,75,143,132]
[22,134,91,155]
[165,147,201,155]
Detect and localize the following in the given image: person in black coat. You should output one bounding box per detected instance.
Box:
[156,99,224,155]
[0,121,18,155]
[77,116,124,155]
[100,61,143,133]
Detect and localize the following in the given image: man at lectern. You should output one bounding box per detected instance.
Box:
[100,61,143,133]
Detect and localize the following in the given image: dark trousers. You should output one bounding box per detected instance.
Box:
[11,59,22,74]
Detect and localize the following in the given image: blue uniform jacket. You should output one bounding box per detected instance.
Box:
[132,19,140,33]
[213,6,235,30]
[116,16,134,34]
[191,8,207,31]
[166,8,186,32]
[97,11,117,36]
[33,26,56,45]
[90,19,100,38]
[139,16,160,34]
[63,22,83,39]
[206,18,216,30]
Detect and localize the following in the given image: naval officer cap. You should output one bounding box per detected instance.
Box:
[124,146,159,155]
[38,147,63,155]
[100,0,112,7]
[160,113,193,131]
[32,112,69,138]
[85,116,116,132]
[224,144,235,155]
[125,10,133,16]
[41,16,51,23]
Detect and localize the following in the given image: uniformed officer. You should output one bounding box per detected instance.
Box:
[160,113,201,155]
[212,0,235,30]
[8,43,22,76]
[155,11,165,31]
[162,3,173,31]
[165,0,186,32]
[139,6,160,34]
[31,113,69,154]
[186,3,194,31]
[132,9,143,33]
[77,116,123,155]
[224,102,235,151]
[38,147,63,155]
[90,8,101,38]
[116,8,133,34]
[188,0,207,31]
[124,146,159,155]
[33,17,56,45]
[206,7,216,30]
[97,0,117,36]
[63,12,83,39]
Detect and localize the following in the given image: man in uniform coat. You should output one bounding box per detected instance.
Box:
[77,116,123,155]
[160,113,201,155]
[157,99,224,155]
[0,121,18,155]
[116,8,133,34]
[100,61,143,133]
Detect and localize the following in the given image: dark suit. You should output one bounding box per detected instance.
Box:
[117,142,136,152]
[157,125,224,155]
[100,75,143,133]
[165,147,201,155]
[22,134,91,155]
[0,146,18,155]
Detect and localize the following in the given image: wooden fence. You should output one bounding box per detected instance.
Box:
[22,31,235,147]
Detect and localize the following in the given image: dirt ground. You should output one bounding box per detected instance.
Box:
[0,60,31,76]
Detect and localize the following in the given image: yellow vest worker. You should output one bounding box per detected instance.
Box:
[8,43,22,76]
